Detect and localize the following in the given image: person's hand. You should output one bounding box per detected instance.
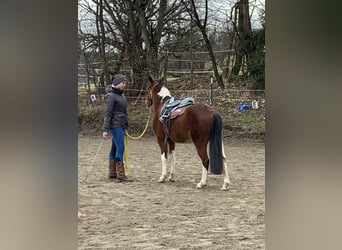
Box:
[78,210,85,220]
[124,129,128,135]
[102,131,108,138]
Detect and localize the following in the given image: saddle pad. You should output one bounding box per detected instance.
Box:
[170,105,190,119]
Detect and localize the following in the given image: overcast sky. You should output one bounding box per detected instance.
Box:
[78,0,265,33]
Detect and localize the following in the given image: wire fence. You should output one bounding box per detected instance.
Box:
[78,86,265,107]
[78,82,265,139]
[78,48,265,139]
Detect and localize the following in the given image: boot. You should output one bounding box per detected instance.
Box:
[116,162,130,182]
[108,160,117,179]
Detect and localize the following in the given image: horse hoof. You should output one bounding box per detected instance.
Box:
[168,178,174,182]
[196,183,203,189]
[158,178,165,183]
[221,184,230,191]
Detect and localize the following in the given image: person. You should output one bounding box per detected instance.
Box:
[102,75,131,182]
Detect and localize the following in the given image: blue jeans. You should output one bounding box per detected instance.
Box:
[109,128,125,162]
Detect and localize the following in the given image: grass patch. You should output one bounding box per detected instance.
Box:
[234,111,265,132]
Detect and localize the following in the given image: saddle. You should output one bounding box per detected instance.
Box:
[159,96,195,126]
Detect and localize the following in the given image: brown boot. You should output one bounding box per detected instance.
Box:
[108,160,117,179]
[116,162,131,182]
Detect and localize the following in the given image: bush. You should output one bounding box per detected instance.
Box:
[78,103,104,130]
[247,28,265,90]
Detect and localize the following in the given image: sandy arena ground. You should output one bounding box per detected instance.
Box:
[78,134,264,249]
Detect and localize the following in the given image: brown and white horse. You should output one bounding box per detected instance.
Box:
[145,77,230,190]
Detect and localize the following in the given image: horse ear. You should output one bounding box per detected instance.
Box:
[148,76,154,83]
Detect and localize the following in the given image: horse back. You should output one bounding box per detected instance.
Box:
[169,103,214,143]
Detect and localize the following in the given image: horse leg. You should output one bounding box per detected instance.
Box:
[220,142,231,191]
[168,141,175,182]
[158,152,168,183]
[197,166,208,189]
[157,137,168,183]
[194,142,209,189]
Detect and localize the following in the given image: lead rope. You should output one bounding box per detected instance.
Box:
[81,137,105,183]
[124,108,152,175]
[126,108,151,140]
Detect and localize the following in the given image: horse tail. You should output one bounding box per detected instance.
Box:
[209,113,223,174]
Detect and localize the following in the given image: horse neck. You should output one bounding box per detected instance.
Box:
[150,84,171,114]
[152,95,172,115]
[152,95,162,114]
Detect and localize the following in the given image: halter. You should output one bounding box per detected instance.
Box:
[148,82,160,102]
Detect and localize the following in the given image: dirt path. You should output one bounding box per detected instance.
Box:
[78,134,265,249]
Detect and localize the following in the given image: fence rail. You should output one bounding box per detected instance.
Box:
[78,86,265,108]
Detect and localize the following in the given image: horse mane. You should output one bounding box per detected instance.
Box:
[148,77,171,101]
[157,85,171,101]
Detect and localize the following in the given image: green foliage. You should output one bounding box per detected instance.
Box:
[247,28,265,90]
[78,103,104,129]
[234,111,265,132]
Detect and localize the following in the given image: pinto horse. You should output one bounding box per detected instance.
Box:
[145,77,230,190]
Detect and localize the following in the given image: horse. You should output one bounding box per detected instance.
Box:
[145,76,230,190]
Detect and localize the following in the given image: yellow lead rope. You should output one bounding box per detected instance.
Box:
[124,108,152,175]
[124,135,131,175]
[126,108,152,140]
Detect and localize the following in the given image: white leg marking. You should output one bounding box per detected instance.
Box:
[168,151,175,182]
[158,153,167,183]
[221,143,230,191]
[196,166,208,189]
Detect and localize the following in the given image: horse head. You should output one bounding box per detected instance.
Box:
[145,76,161,106]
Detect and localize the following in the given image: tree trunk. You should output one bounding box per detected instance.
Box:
[190,0,224,89]
[96,0,109,94]
[201,28,224,89]
[231,0,254,79]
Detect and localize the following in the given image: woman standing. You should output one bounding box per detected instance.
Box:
[102,75,131,182]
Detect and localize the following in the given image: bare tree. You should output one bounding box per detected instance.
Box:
[182,0,225,89]
[78,0,264,91]
[230,0,254,80]
[97,0,110,90]
[101,0,186,91]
